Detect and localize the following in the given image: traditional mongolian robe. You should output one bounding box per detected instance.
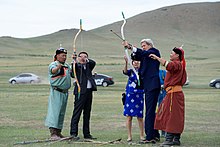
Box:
[123,69,144,118]
[45,61,72,129]
[154,60,187,133]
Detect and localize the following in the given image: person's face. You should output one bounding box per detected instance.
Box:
[78,53,88,64]
[170,51,179,61]
[132,60,140,69]
[141,42,151,50]
[56,53,67,63]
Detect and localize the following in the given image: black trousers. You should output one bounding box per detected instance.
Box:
[144,88,160,140]
[70,89,93,137]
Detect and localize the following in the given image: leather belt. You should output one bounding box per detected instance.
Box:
[52,86,68,93]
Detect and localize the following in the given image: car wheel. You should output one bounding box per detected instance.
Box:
[11,80,16,84]
[30,80,34,84]
[102,81,108,87]
[215,82,220,89]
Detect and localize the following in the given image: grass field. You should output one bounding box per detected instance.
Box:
[1,2,220,146]
[0,52,220,147]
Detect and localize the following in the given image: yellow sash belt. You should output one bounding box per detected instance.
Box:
[165,85,182,112]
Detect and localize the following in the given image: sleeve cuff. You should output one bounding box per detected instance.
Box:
[132,47,137,52]
[164,61,169,67]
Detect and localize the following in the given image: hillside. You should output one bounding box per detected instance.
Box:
[90,2,220,57]
[0,2,219,57]
[0,2,220,85]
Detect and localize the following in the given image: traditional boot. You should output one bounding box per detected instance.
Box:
[49,127,61,140]
[160,132,174,146]
[173,133,181,146]
[57,129,65,138]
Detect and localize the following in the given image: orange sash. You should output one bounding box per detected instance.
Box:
[165,85,182,112]
[166,85,182,94]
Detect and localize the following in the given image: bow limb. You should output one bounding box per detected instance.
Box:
[73,19,82,99]
[121,12,126,41]
[121,12,140,85]
[73,19,82,55]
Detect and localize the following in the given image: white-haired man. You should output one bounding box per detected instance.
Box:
[123,38,161,144]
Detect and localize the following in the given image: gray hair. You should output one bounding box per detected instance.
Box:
[140,39,154,47]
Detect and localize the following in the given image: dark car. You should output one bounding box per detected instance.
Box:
[9,73,41,84]
[93,73,114,87]
[209,79,220,89]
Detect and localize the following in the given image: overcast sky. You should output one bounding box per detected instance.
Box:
[0,0,217,38]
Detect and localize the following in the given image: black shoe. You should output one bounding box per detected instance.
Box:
[160,140,174,146]
[143,139,156,144]
[173,140,181,146]
[154,137,160,142]
[139,139,145,144]
[84,135,97,140]
[71,134,80,140]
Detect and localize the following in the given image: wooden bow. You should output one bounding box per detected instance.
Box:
[73,19,82,98]
[121,12,140,85]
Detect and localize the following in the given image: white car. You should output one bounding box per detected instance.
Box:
[9,73,41,84]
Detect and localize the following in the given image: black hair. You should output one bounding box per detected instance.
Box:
[173,47,182,61]
[78,51,88,57]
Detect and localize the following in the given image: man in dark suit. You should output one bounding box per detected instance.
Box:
[70,51,97,140]
[123,39,161,143]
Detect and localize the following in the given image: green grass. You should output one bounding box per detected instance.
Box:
[0,84,220,147]
[0,53,220,146]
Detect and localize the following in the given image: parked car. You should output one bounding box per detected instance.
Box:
[93,73,114,87]
[9,73,41,84]
[209,79,220,89]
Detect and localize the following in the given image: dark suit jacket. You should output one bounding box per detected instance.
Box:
[132,47,161,91]
[72,59,97,95]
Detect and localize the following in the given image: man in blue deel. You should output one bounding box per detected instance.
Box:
[45,46,72,140]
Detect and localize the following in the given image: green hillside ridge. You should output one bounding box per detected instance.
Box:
[0,2,219,84]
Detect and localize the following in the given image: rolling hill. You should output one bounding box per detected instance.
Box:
[0,2,219,85]
[0,2,219,57]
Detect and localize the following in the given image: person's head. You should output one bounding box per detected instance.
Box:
[170,47,184,61]
[54,47,67,63]
[140,39,154,50]
[171,47,186,68]
[132,60,140,69]
[78,51,89,64]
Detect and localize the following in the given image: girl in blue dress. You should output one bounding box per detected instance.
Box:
[123,56,145,142]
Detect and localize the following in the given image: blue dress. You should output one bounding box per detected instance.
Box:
[123,69,144,118]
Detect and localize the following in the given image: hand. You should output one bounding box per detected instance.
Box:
[77,56,88,64]
[149,54,158,60]
[52,62,62,74]
[56,63,62,69]
[122,41,132,50]
[72,53,77,60]
[124,55,128,63]
[72,60,76,64]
